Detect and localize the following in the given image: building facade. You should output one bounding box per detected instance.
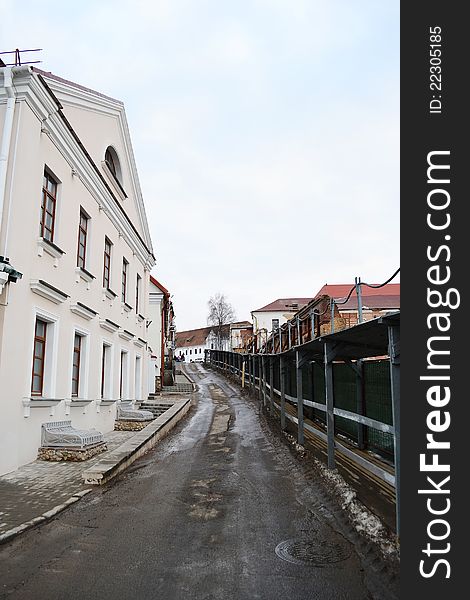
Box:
[175,325,231,361]
[0,66,155,475]
[251,298,313,349]
[313,283,400,330]
[148,275,175,390]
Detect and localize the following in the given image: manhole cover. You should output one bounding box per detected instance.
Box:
[275,538,351,566]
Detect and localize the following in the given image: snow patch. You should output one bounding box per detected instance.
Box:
[282,431,399,559]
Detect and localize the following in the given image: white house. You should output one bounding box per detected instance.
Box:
[251,298,312,349]
[0,65,155,475]
[175,325,231,361]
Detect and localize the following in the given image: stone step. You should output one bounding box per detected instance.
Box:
[139,403,174,417]
[162,384,193,393]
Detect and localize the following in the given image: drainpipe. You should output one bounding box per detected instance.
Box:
[161,297,166,386]
[0,67,16,238]
[0,67,16,239]
[0,67,18,293]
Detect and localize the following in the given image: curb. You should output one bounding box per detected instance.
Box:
[82,398,191,485]
[0,398,192,545]
[0,489,92,545]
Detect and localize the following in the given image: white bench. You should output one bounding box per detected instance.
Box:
[41,420,105,450]
[116,402,154,422]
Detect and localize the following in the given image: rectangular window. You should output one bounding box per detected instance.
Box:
[72,334,81,397]
[136,274,141,313]
[77,209,89,269]
[272,318,280,330]
[31,319,47,396]
[101,344,109,399]
[40,170,58,242]
[122,258,128,303]
[120,351,128,399]
[103,237,112,288]
[135,355,142,400]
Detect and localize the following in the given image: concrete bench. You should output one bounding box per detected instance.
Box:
[116,402,154,422]
[41,420,104,449]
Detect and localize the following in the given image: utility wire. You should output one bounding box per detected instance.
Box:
[361,267,400,289]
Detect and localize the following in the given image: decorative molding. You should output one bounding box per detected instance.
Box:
[65,398,93,415]
[99,318,119,333]
[103,287,117,304]
[30,279,69,304]
[118,328,134,341]
[8,69,155,267]
[75,266,95,289]
[70,302,97,321]
[22,397,62,418]
[122,302,133,313]
[134,337,146,348]
[37,237,65,267]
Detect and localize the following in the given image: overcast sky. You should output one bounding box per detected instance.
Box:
[1,0,399,331]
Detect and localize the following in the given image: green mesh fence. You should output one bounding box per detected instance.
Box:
[363,360,394,460]
[333,363,358,441]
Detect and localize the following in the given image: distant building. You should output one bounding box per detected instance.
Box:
[148,276,175,390]
[175,325,229,361]
[251,298,312,349]
[230,321,253,352]
[314,283,400,329]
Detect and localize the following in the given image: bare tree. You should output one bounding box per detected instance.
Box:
[207,293,236,350]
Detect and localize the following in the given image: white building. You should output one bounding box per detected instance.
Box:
[0,65,155,475]
[175,325,230,362]
[251,298,312,349]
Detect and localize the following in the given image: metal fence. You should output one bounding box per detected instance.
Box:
[207,312,400,536]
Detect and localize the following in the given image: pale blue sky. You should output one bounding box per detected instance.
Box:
[1,0,399,330]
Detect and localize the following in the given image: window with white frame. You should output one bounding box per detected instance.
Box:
[134,355,142,400]
[30,312,58,398]
[101,343,113,399]
[71,330,89,398]
[120,350,129,400]
[122,258,128,303]
[40,169,58,243]
[77,208,90,270]
[31,319,47,396]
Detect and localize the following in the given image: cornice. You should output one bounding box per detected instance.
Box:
[5,67,156,268]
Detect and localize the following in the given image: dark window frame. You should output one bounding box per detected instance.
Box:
[122,258,128,303]
[136,274,141,314]
[31,318,47,396]
[77,209,89,269]
[103,237,112,288]
[40,170,58,243]
[101,344,107,399]
[72,333,82,397]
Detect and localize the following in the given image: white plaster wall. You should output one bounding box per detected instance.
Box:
[0,73,154,475]
[176,345,205,362]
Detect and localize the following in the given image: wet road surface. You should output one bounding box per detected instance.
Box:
[0,364,395,600]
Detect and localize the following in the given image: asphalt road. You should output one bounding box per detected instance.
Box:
[0,364,396,600]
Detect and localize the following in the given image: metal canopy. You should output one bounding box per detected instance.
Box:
[263,311,399,361]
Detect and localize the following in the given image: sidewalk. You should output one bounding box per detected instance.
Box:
[0,397,191,543]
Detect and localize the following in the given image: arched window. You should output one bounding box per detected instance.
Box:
[104,146,122,184]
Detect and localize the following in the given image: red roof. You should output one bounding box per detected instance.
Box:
[252,298,313,313]
[314,283,400,310]
[175,325,230,348]
[150,275,170,296]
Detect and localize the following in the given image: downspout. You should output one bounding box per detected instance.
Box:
[161,296,166,384]
[0,67,16,238]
